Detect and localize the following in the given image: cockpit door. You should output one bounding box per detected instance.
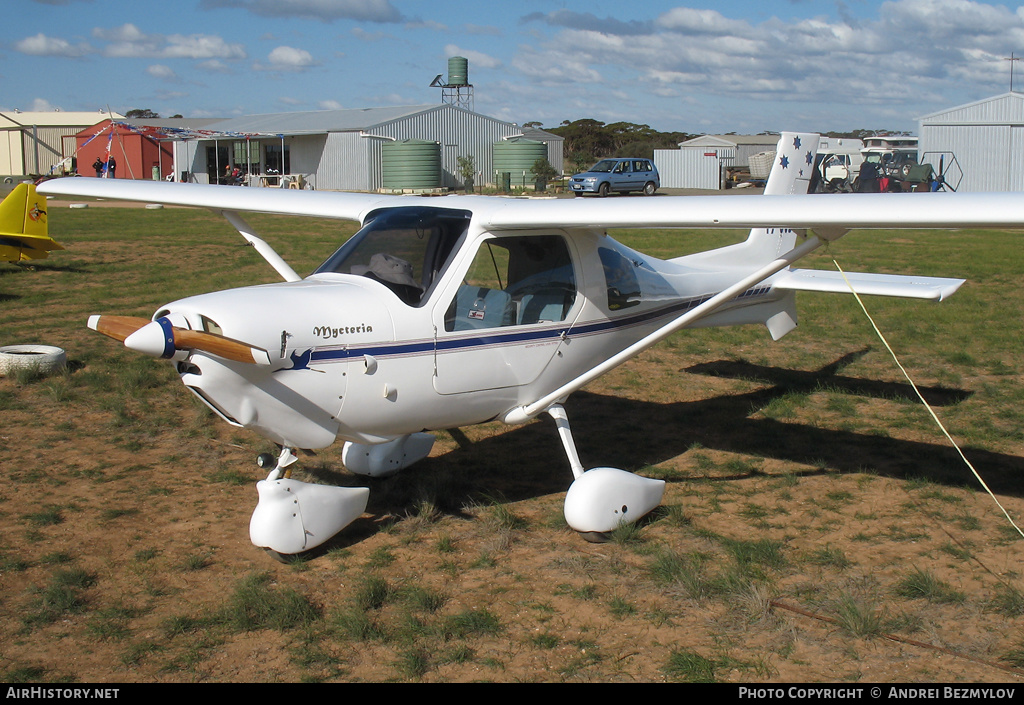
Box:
[432,233,581,395]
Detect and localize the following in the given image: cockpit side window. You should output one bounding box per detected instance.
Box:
[444,235,577,332]
[599,247,641,310]
[314,207,470,306]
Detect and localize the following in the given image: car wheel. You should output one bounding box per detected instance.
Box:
[643,181,656,196]
[0,344,67,377]
[598,182,610,197]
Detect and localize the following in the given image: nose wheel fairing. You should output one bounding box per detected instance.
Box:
[250,478,370,555]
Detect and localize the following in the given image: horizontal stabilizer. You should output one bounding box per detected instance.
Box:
[774,269,964,301]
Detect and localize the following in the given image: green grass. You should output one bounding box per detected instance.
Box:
[22,568,98,629]
[3,206,1024,682]
[663,648,718,683]
[834,593,896,638]
[894,567,966,604]
[219,572,319,632]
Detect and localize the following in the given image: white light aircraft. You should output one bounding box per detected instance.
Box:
[36,132,1024,559]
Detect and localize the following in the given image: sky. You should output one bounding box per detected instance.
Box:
[6,0,1024,134]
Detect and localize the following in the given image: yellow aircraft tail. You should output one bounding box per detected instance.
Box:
[0,183,64,262]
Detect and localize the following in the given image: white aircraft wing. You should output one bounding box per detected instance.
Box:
[774,269,965,301]
[37,178,1024,233]
[36,178,397,224]
[479,192,1024,232]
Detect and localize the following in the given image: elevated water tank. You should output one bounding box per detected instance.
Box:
[381,139,441,190]
[493,138,548,188]
[448,56,469,87]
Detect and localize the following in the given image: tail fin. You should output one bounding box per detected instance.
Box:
[744,132,821,260]
[675,132,821,268]
[672,133,821,340]
[0,184,63,262]
[763,132,820,196]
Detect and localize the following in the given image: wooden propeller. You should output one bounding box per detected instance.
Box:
[88,315,272,366]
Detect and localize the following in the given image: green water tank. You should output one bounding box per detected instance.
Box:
[493,138,548,188]
[381,139,441,190]
[448,56,469,86]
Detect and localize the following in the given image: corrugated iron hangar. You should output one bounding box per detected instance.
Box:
[0,110,124,179]
[918,92,1024,193]
[177,104,563,191]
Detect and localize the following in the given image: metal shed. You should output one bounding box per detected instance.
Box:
[0,110,123,179]
[679,135,778,168]
[181,104,563,191]
[655,136,738,189]
[918,92,1024,192]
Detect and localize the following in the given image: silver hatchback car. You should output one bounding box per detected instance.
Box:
[569,158,660,197]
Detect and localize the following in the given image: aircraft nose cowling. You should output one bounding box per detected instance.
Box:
[160,277,396,450]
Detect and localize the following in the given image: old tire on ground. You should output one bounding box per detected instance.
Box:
[0,345,67,376]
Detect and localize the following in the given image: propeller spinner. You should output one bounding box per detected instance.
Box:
[88,315,272,365]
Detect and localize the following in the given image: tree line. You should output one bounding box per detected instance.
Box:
[532,119,912,172]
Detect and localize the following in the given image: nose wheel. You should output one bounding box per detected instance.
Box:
[257,446,298,480]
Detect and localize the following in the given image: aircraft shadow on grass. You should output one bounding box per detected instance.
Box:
[309,347,1023,552]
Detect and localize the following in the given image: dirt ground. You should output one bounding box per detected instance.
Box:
[1,195,1023,684]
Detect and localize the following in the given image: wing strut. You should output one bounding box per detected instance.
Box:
[220,210,301,282]
[502,233,827,424]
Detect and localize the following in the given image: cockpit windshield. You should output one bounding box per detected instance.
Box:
[314,207,471,306]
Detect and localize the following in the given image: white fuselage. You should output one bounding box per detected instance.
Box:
[157,211,787,450]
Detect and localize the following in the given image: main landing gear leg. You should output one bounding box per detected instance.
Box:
[547,404,666,542]
[249,444,369,560]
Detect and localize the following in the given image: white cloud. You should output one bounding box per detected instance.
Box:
[255,46,318,71]
[146,64,180,82]
[444,45,501,70]
[318,99,345,110]
[511,0,1024,111]
[200,0,404,23]
[30,98,60,112]
[14,33,92,57]
[163,34,247,60]
[89,24,246,60]
[197,59,234,74]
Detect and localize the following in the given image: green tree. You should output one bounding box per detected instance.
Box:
[549,118,697,167]
[530,157,558,191]
[457,155,476,192]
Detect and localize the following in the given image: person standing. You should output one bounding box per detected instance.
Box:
[107,157,116,179]
[93,157,104,178]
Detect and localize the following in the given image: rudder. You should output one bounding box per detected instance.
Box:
[0,184,62,262]
[742,132,821,262]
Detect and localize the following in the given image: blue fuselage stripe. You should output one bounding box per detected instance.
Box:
[307,287,770,364]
